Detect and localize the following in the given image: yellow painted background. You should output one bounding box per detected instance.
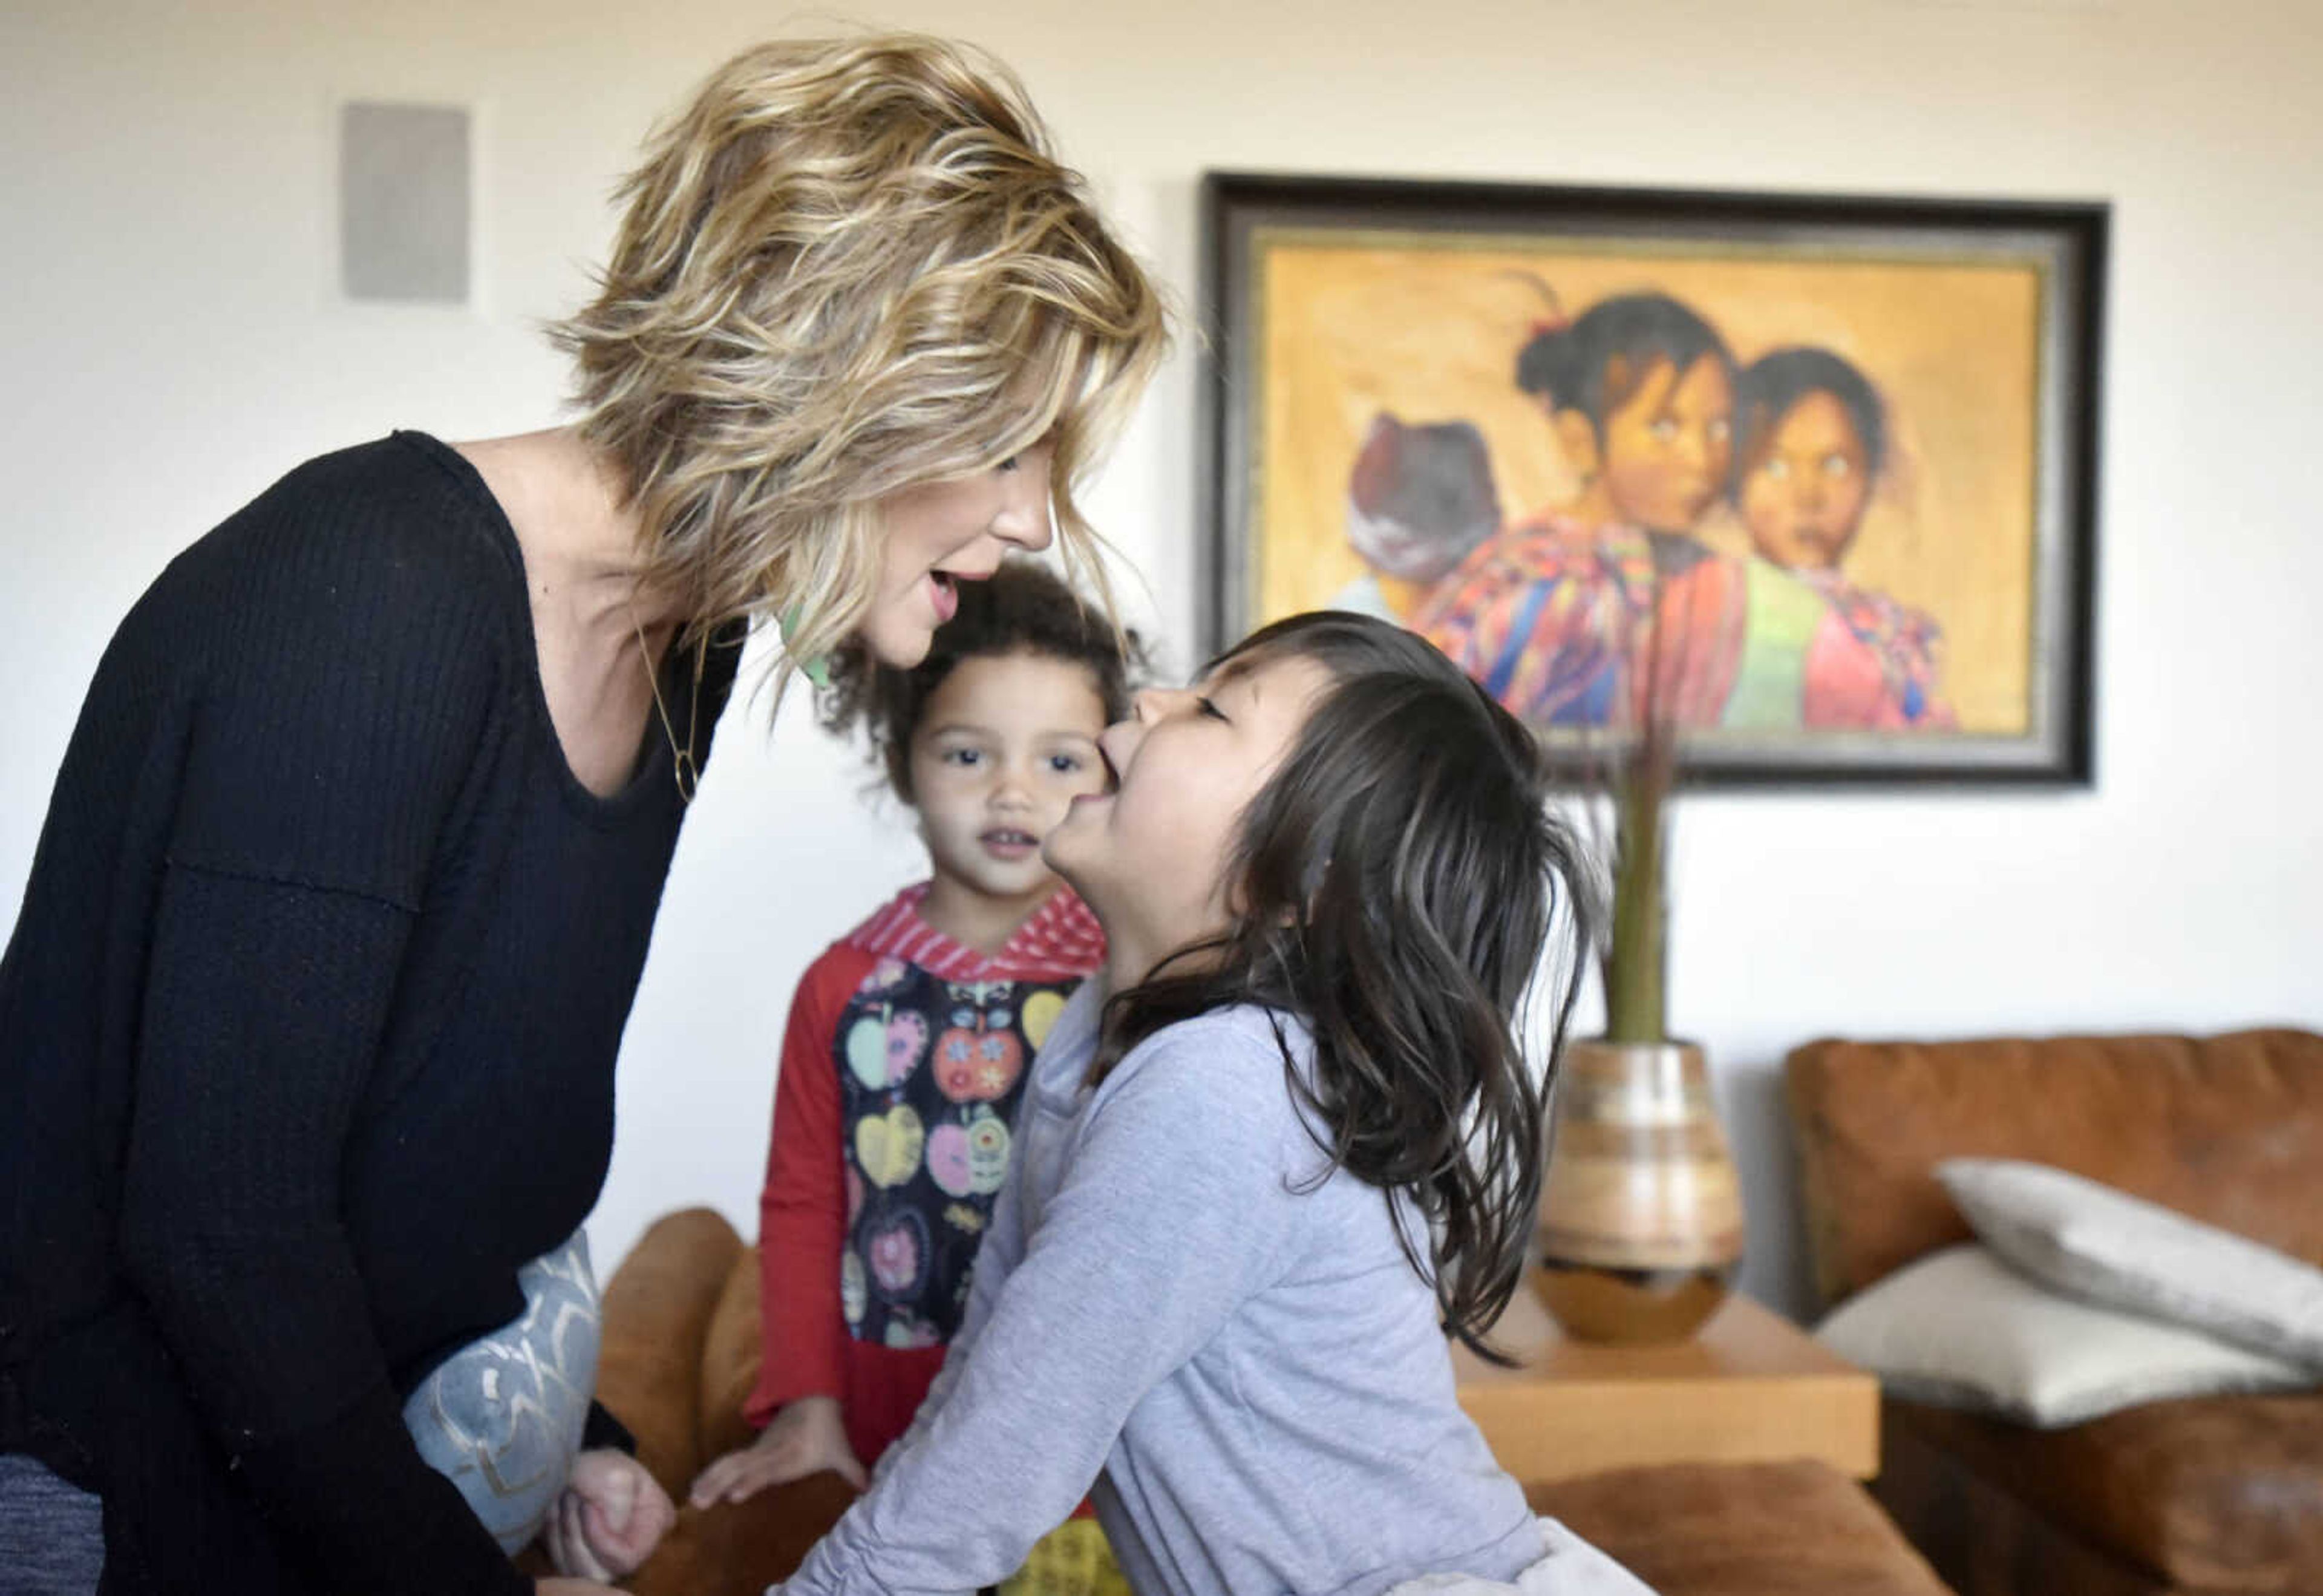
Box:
[1251,232,2046,735]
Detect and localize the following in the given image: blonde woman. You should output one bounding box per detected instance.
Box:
[0,34,1165,1596]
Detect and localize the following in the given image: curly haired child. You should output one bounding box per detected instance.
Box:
[693,559,1139,1591]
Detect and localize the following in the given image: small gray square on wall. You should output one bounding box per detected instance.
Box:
[340,101,470,304]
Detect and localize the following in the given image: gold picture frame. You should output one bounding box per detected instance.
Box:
[1200,173,2105,784]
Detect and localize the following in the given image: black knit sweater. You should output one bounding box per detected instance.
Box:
[0,433,740,1594]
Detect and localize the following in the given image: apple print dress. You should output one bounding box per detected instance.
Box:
[744,881,1105,1468]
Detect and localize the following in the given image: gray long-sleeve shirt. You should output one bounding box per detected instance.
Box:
[777,987,1540,1596]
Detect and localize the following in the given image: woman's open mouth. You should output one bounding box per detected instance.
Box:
[928,559,1003,625]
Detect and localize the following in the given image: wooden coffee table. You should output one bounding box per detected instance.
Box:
[1451,1283,1880,1485]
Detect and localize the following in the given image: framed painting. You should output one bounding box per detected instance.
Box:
[1199,172,2106,784]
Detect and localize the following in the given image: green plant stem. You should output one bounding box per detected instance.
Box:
[1603,772,1667,1045]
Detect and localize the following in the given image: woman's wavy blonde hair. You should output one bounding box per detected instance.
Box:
[551,33,1169,676]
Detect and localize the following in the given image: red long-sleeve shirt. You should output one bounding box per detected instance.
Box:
[744,883,1104,1468]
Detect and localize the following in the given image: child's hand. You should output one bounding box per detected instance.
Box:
[688,1394,867,1506]
[543,1449,676,1580]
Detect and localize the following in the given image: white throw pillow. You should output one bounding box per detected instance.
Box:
[1939,1157,2323,1369]
[1815,1243,2314,1428]
[402,1229,601,1553]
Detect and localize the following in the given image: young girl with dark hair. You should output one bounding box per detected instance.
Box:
[1731,348,1952,728]
[1419,292,1740,728]
[691,560,1136,1588]
[773,612,1652,1596]
[1731,346,1887,573]
[1511,293,1737,540]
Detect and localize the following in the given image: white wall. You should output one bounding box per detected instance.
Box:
[5,0,2319,1316]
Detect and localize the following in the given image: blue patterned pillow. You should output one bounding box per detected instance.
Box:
[402,1230,601,1553]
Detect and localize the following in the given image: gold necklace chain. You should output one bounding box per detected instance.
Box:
[596,438,701,805]
[633,611,704,804]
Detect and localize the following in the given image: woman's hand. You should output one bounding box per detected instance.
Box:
[543,1449,676,1580]
[537,1582,624,1595]
[688,1395,866,1506]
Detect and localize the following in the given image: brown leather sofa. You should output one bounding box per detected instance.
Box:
[595,1207,1951,1595]
[1786,1027,2323,1596]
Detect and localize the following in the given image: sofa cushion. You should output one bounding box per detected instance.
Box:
[1786,1029,2323,1307]
[596,1206,745,1499]
[696,1243,766,1468]
[1527,1459,1953,1596]
[1892,1392,2323,1591]
[630,1473,860,1596]
[1941,1157,2323,1369]
[1815,1244,2313,1427]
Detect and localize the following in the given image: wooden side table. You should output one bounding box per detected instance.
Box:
[1452,1284,1879,1485]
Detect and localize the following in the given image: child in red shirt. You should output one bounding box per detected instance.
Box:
[693,560,1134,1508]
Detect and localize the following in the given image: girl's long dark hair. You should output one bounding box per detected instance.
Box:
[1097,613,1593,1360]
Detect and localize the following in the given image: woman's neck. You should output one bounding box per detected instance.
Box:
[454,427,688,797]
[456,427,680,643]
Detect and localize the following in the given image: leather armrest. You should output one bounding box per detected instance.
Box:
[596,1207,746,1500]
